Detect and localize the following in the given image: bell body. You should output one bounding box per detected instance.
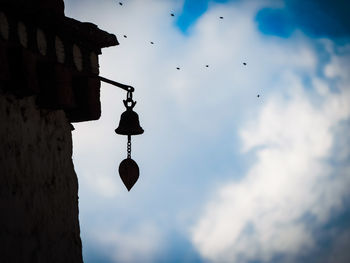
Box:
[115,109,144,135]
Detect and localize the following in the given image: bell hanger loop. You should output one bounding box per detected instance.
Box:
[97,75,138,110]
[124,91,137,110]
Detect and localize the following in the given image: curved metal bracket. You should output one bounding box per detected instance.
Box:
[97,75,135,92]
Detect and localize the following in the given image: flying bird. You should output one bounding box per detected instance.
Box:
[176,67,180,70]
[243,62,247,65]
[150,41,154,44]
[123,35,127,38]
[220,16,224,19]
[119,2,123,6]
[205,65,209,67]
[171,13,175,17]
[257,94,260,98]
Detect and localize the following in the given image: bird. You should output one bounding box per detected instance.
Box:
[176,67,180,70]
[205,65,209,68]
[243,62,247,65]
[123,35,127,38]
[171,13,175,17]
[119,2,123,6]
[150,41,154,44]
[257,94,260,98]
[220,16,224,19]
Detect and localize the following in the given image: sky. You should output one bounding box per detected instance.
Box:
[64,0,350,262]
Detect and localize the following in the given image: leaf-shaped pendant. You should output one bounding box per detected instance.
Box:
[119,158,139,191]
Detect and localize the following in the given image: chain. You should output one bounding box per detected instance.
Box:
[127,135,131,159]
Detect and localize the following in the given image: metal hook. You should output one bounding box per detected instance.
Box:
[123,91,137,109]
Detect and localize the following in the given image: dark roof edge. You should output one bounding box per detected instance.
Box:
[62,16,119,48]
[0,0,119,49]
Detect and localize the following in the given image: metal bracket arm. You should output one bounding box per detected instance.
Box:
[97,76,135,92]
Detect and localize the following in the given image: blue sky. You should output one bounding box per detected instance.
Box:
[64,0,350,262]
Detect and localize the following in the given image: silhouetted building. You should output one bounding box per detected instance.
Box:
[0,0,118,262]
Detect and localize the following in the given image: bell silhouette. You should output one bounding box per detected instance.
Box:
[115,107,144,135]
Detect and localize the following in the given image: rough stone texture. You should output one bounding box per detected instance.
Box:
[0,1,119,261]
[0,91,83,263]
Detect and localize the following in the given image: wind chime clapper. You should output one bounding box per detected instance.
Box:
[98,76,144,191]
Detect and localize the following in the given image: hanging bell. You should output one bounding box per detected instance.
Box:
[115,109,144,135]
[115,91,143,191]
[115,92,144,135]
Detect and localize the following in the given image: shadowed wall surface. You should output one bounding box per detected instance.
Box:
[0,0,118,260]
[0,92,82,263]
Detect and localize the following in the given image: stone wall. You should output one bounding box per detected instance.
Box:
[0,1,119,261]
[0,91,83,263]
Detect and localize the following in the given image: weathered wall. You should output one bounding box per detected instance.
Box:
[0,91,83,263]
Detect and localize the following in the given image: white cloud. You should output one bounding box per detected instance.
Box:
[324,45,350,80]
[80,170,120,198]
[191,52,350,262]
[92,223,163,263]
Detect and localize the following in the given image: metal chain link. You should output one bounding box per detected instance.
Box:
[127,135,131,159]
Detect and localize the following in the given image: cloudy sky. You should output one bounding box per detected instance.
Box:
[64,0,350,262]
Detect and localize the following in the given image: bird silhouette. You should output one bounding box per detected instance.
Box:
[112,6,253,77]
